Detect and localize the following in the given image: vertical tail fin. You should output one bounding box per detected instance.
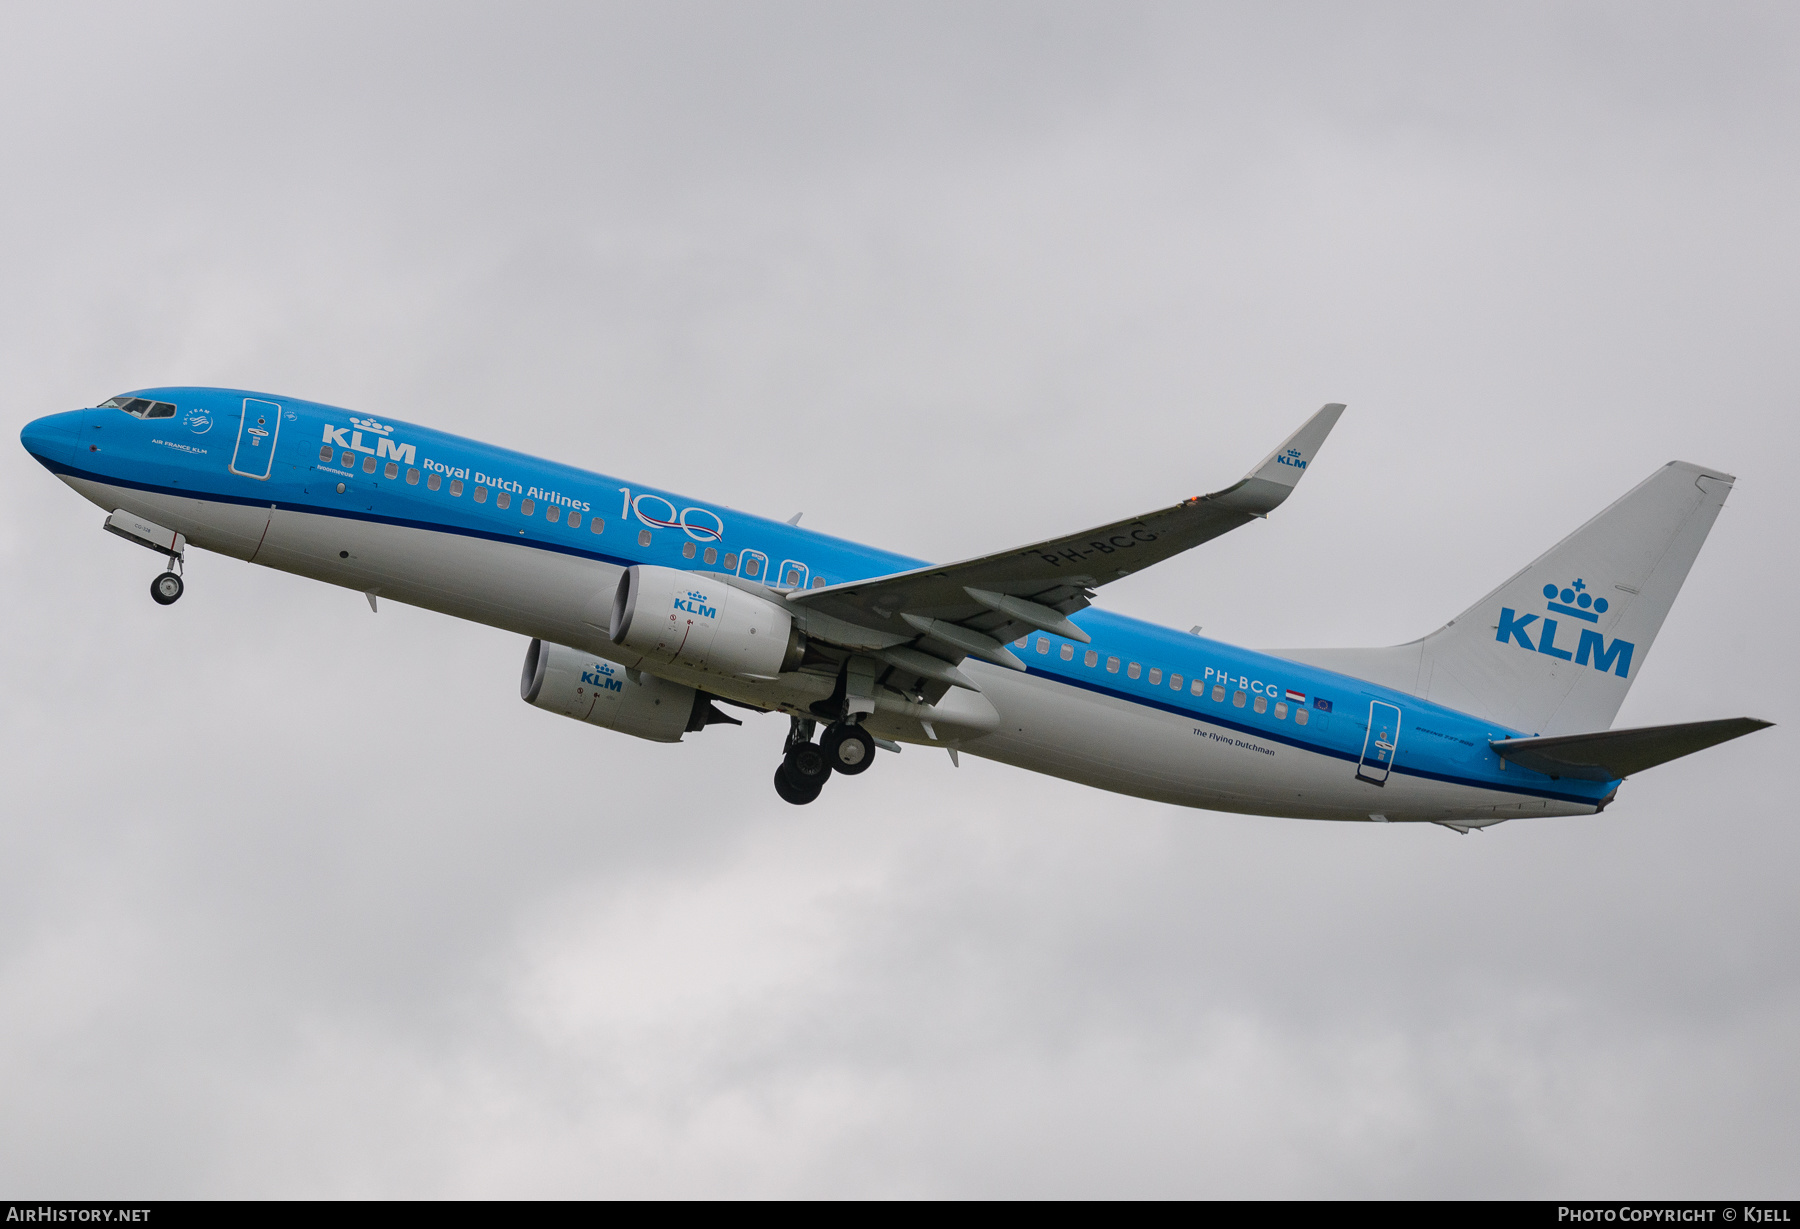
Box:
[1278,462,1735,735]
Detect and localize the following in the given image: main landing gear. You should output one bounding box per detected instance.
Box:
[150,571,184,605]
[773,716,878,805]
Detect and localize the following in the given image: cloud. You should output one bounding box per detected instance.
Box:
[1,0,1795,1197]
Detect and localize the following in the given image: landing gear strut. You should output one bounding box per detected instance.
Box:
[150,571,184,605]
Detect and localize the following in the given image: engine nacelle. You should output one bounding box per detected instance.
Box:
[609,565,804,679]
[521,639,700,743]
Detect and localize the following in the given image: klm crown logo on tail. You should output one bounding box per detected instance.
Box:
[1496,578,1635,677]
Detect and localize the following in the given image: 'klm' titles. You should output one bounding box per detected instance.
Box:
[322,424,415,465]
[1496,608,1634,677]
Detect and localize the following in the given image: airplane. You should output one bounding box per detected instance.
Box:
[19,389,1770,831]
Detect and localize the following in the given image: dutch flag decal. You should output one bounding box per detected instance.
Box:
[1285,689,1306,704]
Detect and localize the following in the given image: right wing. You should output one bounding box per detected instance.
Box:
[782,403,1344,690]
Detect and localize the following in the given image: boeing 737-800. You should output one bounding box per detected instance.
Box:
[20,390,1769,829]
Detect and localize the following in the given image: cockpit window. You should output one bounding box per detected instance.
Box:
[104,395,176,419]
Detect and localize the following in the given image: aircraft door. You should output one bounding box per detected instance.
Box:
[737,549,769,582]
[1356,701,1402,785]
[229,398,282,480]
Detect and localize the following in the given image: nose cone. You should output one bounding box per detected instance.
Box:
[20,410,82,469]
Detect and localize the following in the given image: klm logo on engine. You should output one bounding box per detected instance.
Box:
[674,590,718,618]
[1496,578,1635,677]
[580,661,624,692]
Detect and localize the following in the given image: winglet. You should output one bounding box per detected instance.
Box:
[1209,402,1345,515]
[1244,402,1345,490]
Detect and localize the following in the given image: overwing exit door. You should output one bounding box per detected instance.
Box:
[1356,701,1402,785]
[230,398,282,480]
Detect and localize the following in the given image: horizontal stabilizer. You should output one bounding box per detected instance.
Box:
[1491,717,1771,781]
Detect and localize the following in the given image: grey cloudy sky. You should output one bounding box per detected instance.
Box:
[2,1,1796,1197]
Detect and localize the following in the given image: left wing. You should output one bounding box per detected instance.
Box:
[785,403,1344,688]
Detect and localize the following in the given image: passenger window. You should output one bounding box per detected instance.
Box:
[745,558,761,577]
[474,485,487,502]
[1106,657,1120,673]
[682,541,695,559]
[427,473,441,491]
[363,456,377,473]
[406,468,420,485]
[1037,638,1050,655]
[1296,708,1309,726]
[319,445,333,462]
[1061,644,1074,661]
[591,517,605,533]
[1127,662,1141,679]
[497,491,511,509]
[385,461,399,479]
[1170,674,1182,690]
[450,479,463,497]
[1212,684,1225,702]
[1274,702,1288,720]
[1014,637,1028,648]
[1233,690,1247,707]
[1192,679,1204,695]
[784,568,800,586]
[546,504,561,523]
[723,552,737,568]
[811,577,825,588]
[568,511,581,528]
[1148,668,1160,684]
[703,547,717,565]
[341,452,354,467]
[1084,650,1098,667]
[520,498,533,516]
[1254,695,1267,714]
[638,529,652,547]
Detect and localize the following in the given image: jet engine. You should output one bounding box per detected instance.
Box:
[609,565,804,679]
[520,639,740,742]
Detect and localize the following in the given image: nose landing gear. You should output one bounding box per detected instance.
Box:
[150,571,184,605]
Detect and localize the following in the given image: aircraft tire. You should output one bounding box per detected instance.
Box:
[784,740,831,786]
[150,572,184,605]
[773,763,824,805]
[822,723,875,776]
